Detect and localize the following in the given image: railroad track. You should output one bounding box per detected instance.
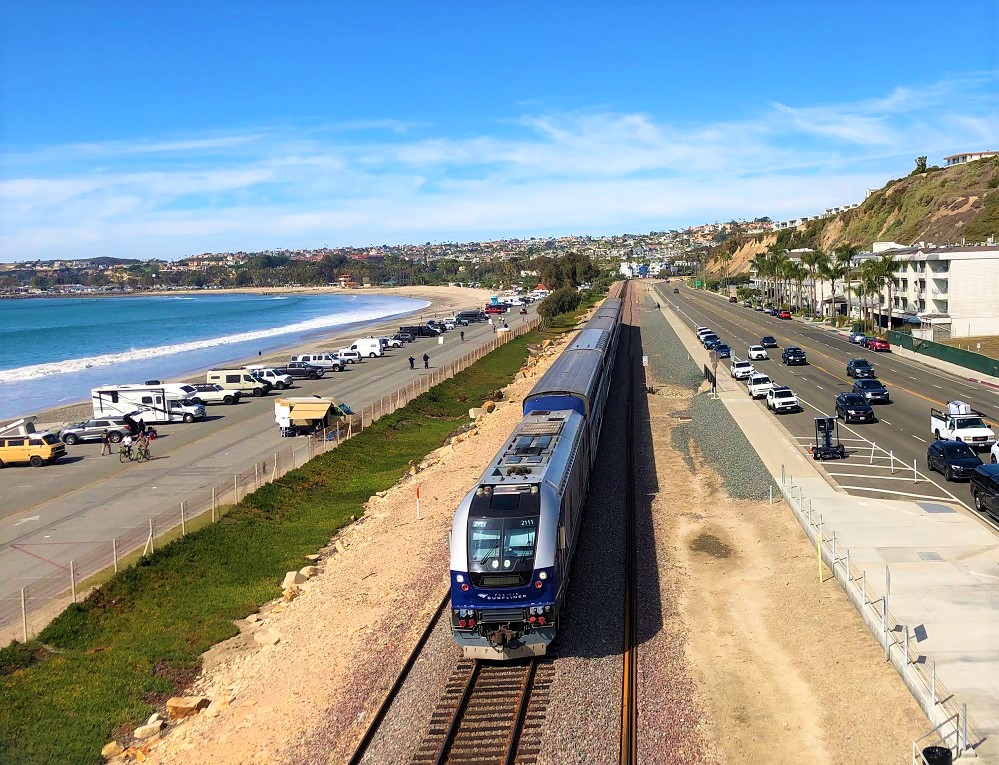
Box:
[620,281,639,765]
[411,658,553,765]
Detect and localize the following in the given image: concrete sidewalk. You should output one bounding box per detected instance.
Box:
[658,293,999,762]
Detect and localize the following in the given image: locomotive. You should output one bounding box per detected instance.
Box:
[449,297,622,659]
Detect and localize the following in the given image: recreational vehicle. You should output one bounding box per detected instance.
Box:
[91,384,206,424]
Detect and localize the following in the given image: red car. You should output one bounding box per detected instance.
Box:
[867,337,891,352]
[484,305,506,314]
[778,310,792,319]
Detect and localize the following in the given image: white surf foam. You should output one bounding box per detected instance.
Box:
[0,299,430,384]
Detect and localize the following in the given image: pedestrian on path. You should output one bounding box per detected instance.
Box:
[423,353,430,369]
[460,330,465,342]
[409,355,415,370]
[100,429,112,456]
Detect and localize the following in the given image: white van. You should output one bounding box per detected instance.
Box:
[207,370,270,397]
[289,354,345,372]
[350,338,384,358]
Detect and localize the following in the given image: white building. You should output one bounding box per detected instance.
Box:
[882,243,999,340]
[944,151,999,167]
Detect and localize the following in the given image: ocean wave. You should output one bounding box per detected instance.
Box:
[0,299,429,384]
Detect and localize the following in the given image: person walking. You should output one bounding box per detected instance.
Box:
[460,330,465,342]
[100,429,112,456]
[423,353,430,369]
[408,355,415,370]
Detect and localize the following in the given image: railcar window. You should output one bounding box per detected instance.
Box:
[468,516,538,569]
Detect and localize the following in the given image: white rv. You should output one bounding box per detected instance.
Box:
[91,384,206,424]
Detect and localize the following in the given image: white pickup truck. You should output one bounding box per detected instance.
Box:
[931,403,996,449]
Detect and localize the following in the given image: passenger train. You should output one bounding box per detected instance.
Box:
[449,296,623,659]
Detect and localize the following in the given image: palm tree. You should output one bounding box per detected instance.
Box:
[814,250,832,320]
[786,261,807,311]
[857,260,882,333]
[770,249,791,307]
[750,251,771,303]
[835,244,860,324]
[875,252,898,335]
[800,250,823,317]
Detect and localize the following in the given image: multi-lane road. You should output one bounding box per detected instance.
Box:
[655,282,999,526]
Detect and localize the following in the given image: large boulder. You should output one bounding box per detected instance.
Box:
[282,571,306,589]
[133,720,165,740]
[101,741,124,759]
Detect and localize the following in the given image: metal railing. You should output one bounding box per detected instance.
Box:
[0,318,540,644]
[777,466,977,760]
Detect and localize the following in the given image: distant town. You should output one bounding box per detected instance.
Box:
[0,218,782,295]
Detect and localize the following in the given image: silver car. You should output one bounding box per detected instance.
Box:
[59,418,134,445]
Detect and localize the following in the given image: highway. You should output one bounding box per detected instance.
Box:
[0,306,535,608]
[653,282,999,529]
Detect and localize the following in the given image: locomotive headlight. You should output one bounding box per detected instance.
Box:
[456,574,464,583]
[491,560,499,569]
[530,486,539,494]
[538,571,548,580]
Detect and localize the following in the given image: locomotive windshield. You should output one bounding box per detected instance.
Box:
[468,515,539,581]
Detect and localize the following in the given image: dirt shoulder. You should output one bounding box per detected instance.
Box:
[645,380,928,764]
[135,334,569,765]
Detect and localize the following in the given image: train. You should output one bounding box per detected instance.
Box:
[449,296,623,659]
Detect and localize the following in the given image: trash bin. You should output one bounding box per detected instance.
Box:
[921,746,952,765]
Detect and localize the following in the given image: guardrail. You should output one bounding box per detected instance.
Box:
[778,466,977,761]
[0,318,540,644]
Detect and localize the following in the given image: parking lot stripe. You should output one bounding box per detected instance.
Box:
[835,485,956,502]
[826,473,938,483]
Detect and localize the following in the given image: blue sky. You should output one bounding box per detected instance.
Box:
[2,1,998,262]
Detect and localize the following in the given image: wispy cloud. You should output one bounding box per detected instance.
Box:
[2,72,997,260]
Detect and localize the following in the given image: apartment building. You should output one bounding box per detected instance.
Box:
[886,243,999,340]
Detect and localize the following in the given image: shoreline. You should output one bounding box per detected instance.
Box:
[13,285,492,428]
[0,284,484,301]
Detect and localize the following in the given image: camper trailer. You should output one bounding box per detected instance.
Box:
[91,384,206,424]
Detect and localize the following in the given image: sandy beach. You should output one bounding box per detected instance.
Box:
[21,285,492,428]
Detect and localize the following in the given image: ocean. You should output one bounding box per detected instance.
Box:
[0,292,429,419]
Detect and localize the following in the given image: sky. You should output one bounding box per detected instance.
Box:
[1,1,998,262]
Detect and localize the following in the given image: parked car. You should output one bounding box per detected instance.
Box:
[394,332,415,343]
[927,440,983,482]
[728,296,738,303]
[761,336,778,348]
[484,305,506,314]
[703,336,721,350]
[442,318,457,330]
[835,393,875,423]
[970,464,999,519]
[673,288,680,294]
[767,386,800,414]
[867,337,891,352]
[59,418,136,444]
[748,345,768,361]
[778,310,792,319]
[282,362,326,380]
[853,378,890,403]
[335,348,362,364]
[245,367,294,390]
[744,300,753,307]
[189,383,241,406]
[992,442,999,464]
[747,373,774,399]
[381,336,404,349]
[781,346,807,365]
[846,358,876,379]
[289,354,345,372]
[849,331,866,344]
[695,327,713,339]
[0,432,66,468]
[730,359,755,380]
[714,343,731,359]
[754,304,765,311]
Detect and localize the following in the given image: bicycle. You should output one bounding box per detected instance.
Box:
[135,444,150,463]
[118,444,133,463]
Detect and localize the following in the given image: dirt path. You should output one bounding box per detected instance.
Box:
[645,383,928,764]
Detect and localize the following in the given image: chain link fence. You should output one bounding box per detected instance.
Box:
[0,319,539,645]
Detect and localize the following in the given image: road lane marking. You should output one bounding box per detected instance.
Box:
[815,385,823,390]
[881,418,892,425]
[836,485,956,501]
[13,516,40,526]
[933,384,943,389]
[912,435,927,442]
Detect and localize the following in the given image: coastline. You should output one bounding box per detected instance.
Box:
[0,284,485,301]
[16,285,492,428]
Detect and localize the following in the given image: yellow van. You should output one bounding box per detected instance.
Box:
[0,433,66,468]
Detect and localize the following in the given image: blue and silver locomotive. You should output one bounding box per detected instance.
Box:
[449,297,622,659]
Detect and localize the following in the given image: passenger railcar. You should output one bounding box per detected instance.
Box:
[449,295,622,659]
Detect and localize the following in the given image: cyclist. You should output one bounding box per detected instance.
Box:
[120,433,134,461]
[136,431,150,460]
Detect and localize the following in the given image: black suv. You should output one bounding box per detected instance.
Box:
[394,332,415,343]
[835,393,875,423]
[782,346,807,365]
[970,464,999,520]
[281,362,326,380]
[846,358,876,379]
[853,378,890,403]
[761,336,778,348]
[927,440,983,482]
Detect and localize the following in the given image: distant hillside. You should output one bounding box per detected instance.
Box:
[710,155,999,274]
